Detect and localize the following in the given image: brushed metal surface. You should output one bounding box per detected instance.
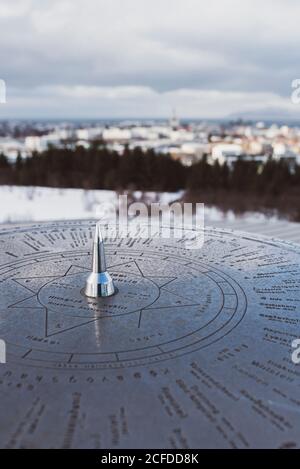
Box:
[0,220,299,449]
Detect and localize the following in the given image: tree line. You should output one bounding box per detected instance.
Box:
[0,144,300,219]
[0,145,185,192]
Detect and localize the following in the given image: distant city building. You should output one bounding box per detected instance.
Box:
[0,137,25,162]
[102,128,131,142]
[169,109,180,129]
[211,143,243,165]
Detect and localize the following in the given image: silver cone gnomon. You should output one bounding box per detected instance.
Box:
[84,222,115,298]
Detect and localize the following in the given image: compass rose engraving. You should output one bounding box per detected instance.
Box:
[0,227,247,369]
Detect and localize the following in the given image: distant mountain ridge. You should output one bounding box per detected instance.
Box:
[227,107,300,122]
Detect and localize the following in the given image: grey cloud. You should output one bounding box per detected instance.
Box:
[0,0,299,117]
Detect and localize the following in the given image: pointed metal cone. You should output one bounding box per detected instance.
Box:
[92,222,106,274]
[84,222,115,298]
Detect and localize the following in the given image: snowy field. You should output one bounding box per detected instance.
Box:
[0,186,184,223]
[0,185,269,224]
[0,185,299,243]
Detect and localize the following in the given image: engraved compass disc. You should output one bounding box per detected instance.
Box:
[0,220,300,449]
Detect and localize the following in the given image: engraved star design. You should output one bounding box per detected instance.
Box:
[8,259,202,338]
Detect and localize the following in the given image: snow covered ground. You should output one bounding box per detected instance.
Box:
[0,185,299,243]
[0,186,183,223]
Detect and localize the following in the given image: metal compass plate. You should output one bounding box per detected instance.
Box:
[0,220,300,449]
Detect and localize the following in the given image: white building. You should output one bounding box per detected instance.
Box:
[169,129,195,142]
[25,136,42,153]
[76,127,103,141]
[102,128,131,142]
[211,143,243,165]
[272,143,297,161]
[25,133,63,153]
[0,137,25,162]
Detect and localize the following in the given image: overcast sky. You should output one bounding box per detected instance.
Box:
[0,0,300,119]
